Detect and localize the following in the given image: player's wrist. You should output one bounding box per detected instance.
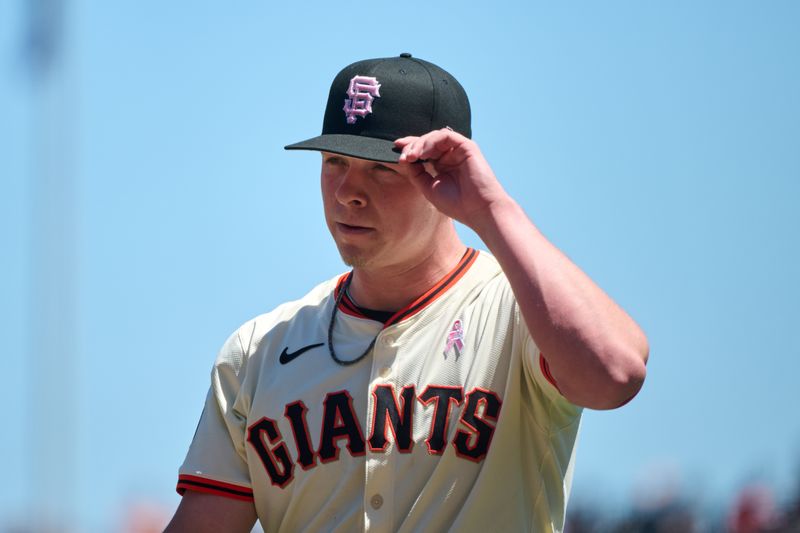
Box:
[463,193,520,237]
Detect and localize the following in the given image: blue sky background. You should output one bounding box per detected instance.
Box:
[2,1,799,531]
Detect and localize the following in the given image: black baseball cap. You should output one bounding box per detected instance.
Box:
[285,53,471,163]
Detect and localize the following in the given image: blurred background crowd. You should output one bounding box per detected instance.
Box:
[3,478,800,532]
[567,481,800,533]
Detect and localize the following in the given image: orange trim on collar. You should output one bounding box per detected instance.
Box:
[334,273,369,319]
[333,248,478,326]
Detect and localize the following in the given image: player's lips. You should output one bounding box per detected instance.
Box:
[336,222,374,235]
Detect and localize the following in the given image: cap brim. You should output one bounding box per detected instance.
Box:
[284,134,402,163]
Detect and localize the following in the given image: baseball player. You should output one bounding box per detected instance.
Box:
[165,54,648,533]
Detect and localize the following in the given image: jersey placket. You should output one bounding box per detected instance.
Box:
[362,325,403,532]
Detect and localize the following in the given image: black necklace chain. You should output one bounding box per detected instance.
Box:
[328,274,378,366]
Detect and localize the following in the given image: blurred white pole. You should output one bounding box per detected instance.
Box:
[25,0,80,529]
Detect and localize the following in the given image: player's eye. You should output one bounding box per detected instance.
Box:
[324,155,347,167]
[373,164,397,174]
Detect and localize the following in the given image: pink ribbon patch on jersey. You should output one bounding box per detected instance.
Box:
[443,319,465,358]
[343,75,381,124]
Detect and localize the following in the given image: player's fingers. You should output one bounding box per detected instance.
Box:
[398,140,427,163]
[403,162,436,196]
[395,136,421,163]
[399,134,442,163]
[397,128,460,163]
[410,128,472,165]
[422,161,438,178]
[394,136,418,147]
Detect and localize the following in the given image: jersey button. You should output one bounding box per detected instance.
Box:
[379,366,391,378]
[370,494,384,509]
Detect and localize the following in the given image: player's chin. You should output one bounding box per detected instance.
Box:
[341,255,369,268]
[339,249,374,268]
[335,243,372,268]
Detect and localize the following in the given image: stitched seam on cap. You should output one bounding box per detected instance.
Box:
[408,57,436,132]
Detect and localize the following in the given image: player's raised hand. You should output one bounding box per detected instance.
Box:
[395,129,511,230]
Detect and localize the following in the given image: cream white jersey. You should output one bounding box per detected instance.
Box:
[177,249,582,532]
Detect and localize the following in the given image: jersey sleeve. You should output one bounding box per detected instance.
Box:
[177,325,255,502]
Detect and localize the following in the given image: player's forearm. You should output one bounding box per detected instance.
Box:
[468,196,649,410]
[165,491,258,533]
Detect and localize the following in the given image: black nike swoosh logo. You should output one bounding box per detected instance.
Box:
[279,342,325,365]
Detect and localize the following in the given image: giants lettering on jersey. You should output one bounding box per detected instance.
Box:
[246,384,502,488]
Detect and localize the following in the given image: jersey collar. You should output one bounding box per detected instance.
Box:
[333,247,479,327]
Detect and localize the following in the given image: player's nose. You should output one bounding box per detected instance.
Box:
[334,163,368,207]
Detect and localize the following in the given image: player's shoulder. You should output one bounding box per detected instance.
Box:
[468,249,512,295]
[472,249,502,276]
[220,273,343,362]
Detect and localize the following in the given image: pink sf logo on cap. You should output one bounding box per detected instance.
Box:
[343,75,381,124]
